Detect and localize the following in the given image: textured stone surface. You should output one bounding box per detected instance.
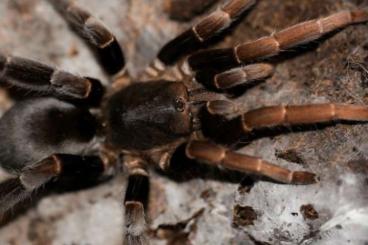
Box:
[0,0,368,244]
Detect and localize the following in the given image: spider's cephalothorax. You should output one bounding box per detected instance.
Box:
[105,80,192,151]
[0,0,368,244]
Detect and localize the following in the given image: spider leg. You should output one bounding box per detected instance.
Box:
[0,53,103,104]
[188,9,368,71]
[196,63,274,90]
[213,103,368,130]
[0,154,107,214]
[203,102,368,142]
[123,158,149,245]
[186,140,316,184]
[155,0,256,67]
[48,0,125,75]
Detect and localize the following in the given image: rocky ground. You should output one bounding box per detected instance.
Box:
[0,0,368,244]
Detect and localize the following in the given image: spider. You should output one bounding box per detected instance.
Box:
[0,0,367,244]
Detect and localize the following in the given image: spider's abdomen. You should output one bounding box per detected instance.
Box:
[105,80,192,150]
[0,98,97,173]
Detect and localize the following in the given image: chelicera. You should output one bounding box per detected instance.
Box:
[0,0,367,244]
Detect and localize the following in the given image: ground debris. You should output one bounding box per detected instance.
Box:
[150,208,204,245]
[276,149,306,165]
[233,205,258,227]
[300,204,319,221]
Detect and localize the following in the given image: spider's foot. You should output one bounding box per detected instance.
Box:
[125,202,148,245]
[291,171,318,185]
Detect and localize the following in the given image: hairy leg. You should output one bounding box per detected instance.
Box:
[202,102,368,144]
[48,0,125,75]
[123,157,150,245]
[0,154,107,214]
[186,140,316,184]
[188,9,368,70]
[156,0,256,67]
[0,53,103,104]
[207,103,368,132]
[195,63,274,90]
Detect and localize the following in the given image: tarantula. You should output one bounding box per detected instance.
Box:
[0,0,367,244]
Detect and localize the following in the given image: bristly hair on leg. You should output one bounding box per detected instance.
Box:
[124,201,148,245]
[48,0,125,75]
[0,178,32,214]
[157,0,256,65]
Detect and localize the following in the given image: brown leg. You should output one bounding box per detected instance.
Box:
[0,154,107,214]
[202,102,368,144]
[205,99,239,116]
[186,140,316,184]
[48,0,125,75]
[123,157,149,245]
[240,103,368,132]
[0,53,103,104]
[156,0,256,66]
[206,102,368,131]
[188,9,368,70]
[195,63,274,89]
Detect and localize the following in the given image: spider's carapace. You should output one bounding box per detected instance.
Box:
[106,81,192,150]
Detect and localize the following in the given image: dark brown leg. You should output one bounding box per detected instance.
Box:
[195,63,274,89]
[48,0,125,75]
[156,0,256,66]
[166,0,219,22]
[0,154,107,214]
[0,53,103,104]
[186,140,316,184]
[123,158,149,245]
[205,99,239,116]
[188,9,368,70]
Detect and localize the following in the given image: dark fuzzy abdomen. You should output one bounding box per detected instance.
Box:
[0,98,96,173]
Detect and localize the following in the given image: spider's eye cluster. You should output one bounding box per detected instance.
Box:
[174,97,186,112]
